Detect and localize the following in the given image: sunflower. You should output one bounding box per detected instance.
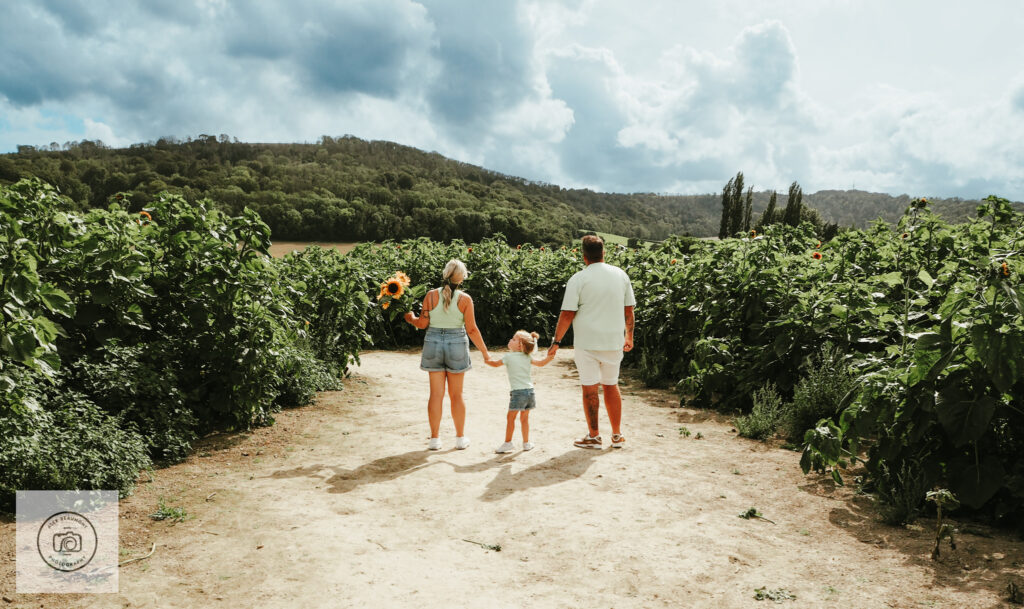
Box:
[816,241,822,249]
[382,301,390,310]
[1002,262,1011,277]
[394,271,411,287]
[670,258,677,265]
[139,210,153,222]
[468,247,473,253]
[901,233,909,240]
[749,230,757,238]
[384,279,405,299]
[812,252,823,260]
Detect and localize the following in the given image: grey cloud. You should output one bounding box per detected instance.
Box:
[421,1,537,130]
[732,21,798,109]
[0,3,93,105]
[545,49,683,191]
[38,0,106,37]
[1012,82,1024,112]
[224,1,436,97]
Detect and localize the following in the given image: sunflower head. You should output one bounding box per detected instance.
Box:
[670,258,677,265]
[385,279,405,298]
[901,233,909,240]
[394,271,411,287]
[812,252,823,260]
[1002,262,1011,277]
[382,301,390,310]
[750,230,757,238]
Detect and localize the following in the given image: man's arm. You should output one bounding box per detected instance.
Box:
[546,310,576,358]
[624,305,634,352]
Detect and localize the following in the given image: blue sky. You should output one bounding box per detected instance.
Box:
[2,0,1023,199]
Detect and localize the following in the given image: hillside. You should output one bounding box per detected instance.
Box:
[0,136,1015,242]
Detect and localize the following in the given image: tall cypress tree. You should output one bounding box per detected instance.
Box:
[783,181,803,226]
[742,186,753,232]
[758,190,777,229]
[728,171,745,236]
[718,176,735,239]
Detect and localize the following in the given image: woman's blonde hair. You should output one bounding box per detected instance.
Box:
[441,259,468,309]
[515,330,540,355]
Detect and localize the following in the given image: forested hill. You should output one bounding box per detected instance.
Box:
[0,135,1013,243]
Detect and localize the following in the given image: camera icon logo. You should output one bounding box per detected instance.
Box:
[53,530,82,553]
[36,512,97,572]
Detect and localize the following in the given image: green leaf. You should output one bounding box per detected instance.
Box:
[970,325,1024,393]
[917,269,934,288]
[935,386,998,447]
[38,284,74,317]
[33,317,60,344]
[949,454,1005,510]
[877,271,902,286]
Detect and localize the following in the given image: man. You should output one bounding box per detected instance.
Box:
[547,235,635,449]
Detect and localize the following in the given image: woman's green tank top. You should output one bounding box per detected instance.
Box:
[428,289,465,328]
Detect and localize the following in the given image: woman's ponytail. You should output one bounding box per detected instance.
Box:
[441,259,468,309]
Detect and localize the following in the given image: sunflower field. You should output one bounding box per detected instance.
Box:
[3,177,1022,527]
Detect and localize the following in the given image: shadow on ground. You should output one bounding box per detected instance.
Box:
[264,449,521,494]
[479,448,611,502]
[798,473,1023,608]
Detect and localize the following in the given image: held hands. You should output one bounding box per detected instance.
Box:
[546,342,559,358]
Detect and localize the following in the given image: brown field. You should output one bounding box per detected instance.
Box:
[268,241,359,258]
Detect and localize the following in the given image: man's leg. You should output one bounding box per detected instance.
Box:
[582,384,601,437]
[602,384,622,436]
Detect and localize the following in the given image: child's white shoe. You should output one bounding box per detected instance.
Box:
[495,442,515,454]
[522,442,534,451]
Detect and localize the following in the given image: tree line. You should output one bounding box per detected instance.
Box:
[0,135,1016,244]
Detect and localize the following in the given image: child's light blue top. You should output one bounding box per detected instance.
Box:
[502,352,534,390]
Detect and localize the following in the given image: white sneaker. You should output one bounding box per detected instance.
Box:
[428,437,442,451]
[454,436,471,450]
[495,442,515,454]
[522,442,534,451]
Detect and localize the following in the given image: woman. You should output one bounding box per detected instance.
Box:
[404,259,490,450]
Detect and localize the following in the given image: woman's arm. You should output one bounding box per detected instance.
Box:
[404,290,437,330]
[459,294,490,360]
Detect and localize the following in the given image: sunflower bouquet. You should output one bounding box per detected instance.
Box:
[377,271,427,321]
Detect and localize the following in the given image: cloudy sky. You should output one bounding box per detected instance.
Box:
[2,0,1023,199]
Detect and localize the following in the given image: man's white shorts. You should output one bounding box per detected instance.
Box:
[574,349,624,386]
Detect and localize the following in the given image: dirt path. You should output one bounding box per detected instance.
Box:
[3,350,1023,608]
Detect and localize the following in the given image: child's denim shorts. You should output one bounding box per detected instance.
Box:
[420,327,472,373]
[508,388,536,411]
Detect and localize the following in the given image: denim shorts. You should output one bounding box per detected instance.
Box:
[420,327,472,373]
[508,388,536,411]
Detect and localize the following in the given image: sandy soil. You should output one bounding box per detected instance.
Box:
[268,242,358,258]
[3,349,1023,608]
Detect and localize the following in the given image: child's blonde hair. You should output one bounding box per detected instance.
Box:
[516,330,540,355]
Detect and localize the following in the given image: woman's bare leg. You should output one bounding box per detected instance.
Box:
[428,371,447,438]
[446,372,466,436]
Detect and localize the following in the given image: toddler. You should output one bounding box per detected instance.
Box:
[485,330,555,452]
